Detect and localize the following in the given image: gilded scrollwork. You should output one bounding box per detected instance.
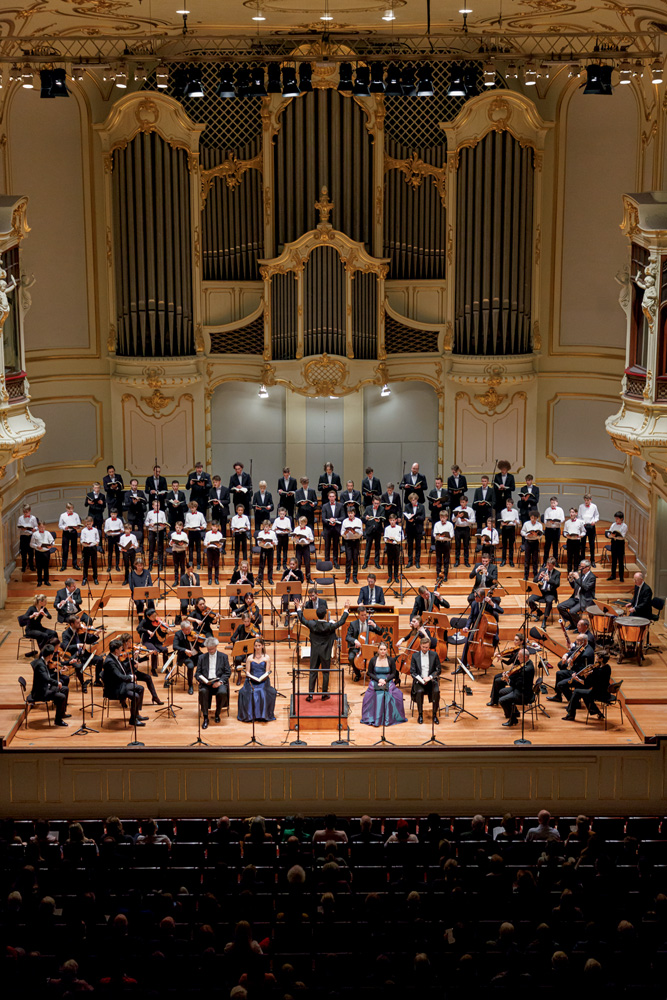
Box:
[384,152,446,208]
[200,152,263,207]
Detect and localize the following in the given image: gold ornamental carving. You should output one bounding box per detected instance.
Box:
[200,152,263,207]
[135,98,160,131]
[106,226,113,266]
[141,389,172,415]
[384,152,446,208]
[10,198,30,243]
[443,322,454,353]
[534,225,541,266]
[475,369,507,414]
[532,321,542,352]
[487,96,512,127]
[107,325,117,354]
[193,225,200,268]
[304,353,347,395]
[447,225,453,267]
[194,324,205,354]
[315,186,334,223]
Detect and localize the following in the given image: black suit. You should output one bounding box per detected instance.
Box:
[558,571,596,628]
[297,609,349,694]
[228,471,253,515]
[277,476,298,518]
[103,473,125,513]
[552,640,595,702]
[30,657,68,720]
[400,472,428,505]
[187,471,212,513]
[518,485,540,522]
[346,617,383,680]
[567,661,612,718]
[178,570,200,617]
[172,629,201,689]
[493,473,516,512]
[317,473,342,501]
[468,563,498,592]
[361,476,382,504]
[144,475,168,510]
[403,502,425,566]
[123,489,148,537]
[472,486,496,530]
[427,488,449,521]
[195,650,231,718]
[61,625,103,685]
[53,586,88,625]
[527,568,560,625]
[499,660,535,720]
[85,491,106,535]
[447,474,468,511]
[409,649,441,716]
[358,585,385,607]
[631,581,654,620]
[165,490,188,530]
[252,490,274,531]
[362,505,385,567]
[321,501,344,564]
[103,652,144,721]
[294,488,318,529]
[411,592,450,618]
[207,486,230,539]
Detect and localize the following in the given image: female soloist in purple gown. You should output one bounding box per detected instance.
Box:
[360,645,406,727]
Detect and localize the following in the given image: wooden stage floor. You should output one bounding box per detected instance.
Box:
[2,554,666,753]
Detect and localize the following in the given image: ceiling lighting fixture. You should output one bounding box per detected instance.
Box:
[320,0,333,19]
[417,63,434,96]
[184,65,204,97]
[483,60,495,87]
[506,63,518,79]
[369,62,385,93]
[618,59,632,84]
[651,58,663,85]
[236,67,251,97]
[175,8,190,13]
[299,62,313,92]
[267,63,281,93]
[9,65,22,84]
[217,65,235,98]
[281,66,300,98]
[583,63,612,95]
[568,63,581,78]
[382,7,396,19]
[252,2,266,20]
[380,383,391,397]
[134,64,148,85]
[337,62,353,92]
[353,65,370,96]
[459,6,472,32]
[384,63,402,96]
[258,384,269,399]
[249,66,267,96]
[446,62,467,97]
[115,66,128,89]
[52,67,69,97]
[22,66,34,89]
[401,64,416,96]
[172,68,188,97]
[524,63,537,86]
[39,69,55,98]
[156,65,169,89]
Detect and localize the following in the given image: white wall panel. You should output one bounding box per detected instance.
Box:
[306,397,344,481]
[211,383,286,489]
[363,382,437,488]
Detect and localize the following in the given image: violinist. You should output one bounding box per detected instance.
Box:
[346,606,384,682]
[119,522,139,585]
[256,518,277,586]
[403,492,425,569]
[170,520,189,585]
[383,512,403,585]
[172,620,202,695]
[240,591,262,631]
[61,615,105,688]
[487,634,527,707]
[128,556,153,616]
[362,496,385,570]
[118,631,164,705]
[280,558,304,618]
[54,578,90,625]
[229,560,255,613]
[30,644,70,727]
[411,584,450,619]
[203,519,225,586]
[469,554,498,594]
[499,650,535,727]
[452,496,475,567]
[273,506,293,571]
[499,498,520,567]
[433,510,454,582]
[230,613,260,670]
[397,616,435,672]
[190,597,218,637]
[178,563,200,620]
[562,652,612,722]
[103,638,146,728]
[410,636,441,725]
[136,609,171,676]
[19,594,58,649]
[527,556,560,629]
[547,626,595,704]
[520,510,544,581]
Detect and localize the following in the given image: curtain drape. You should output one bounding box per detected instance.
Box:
[383,139,447,280]
[113,132,194,357]
[201,136,263,281]
[455,131,533,355]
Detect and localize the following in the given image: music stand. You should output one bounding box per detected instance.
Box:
[176,585,204,620]
[451,657,477,723]
[72,651,98,736]
[136,585,161,610]
[155,652,179,720]
[225,583,253,606]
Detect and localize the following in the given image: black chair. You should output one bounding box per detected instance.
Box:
[18,675,52,728]
[585,679,623,731]
[17,624,38,660]
[101,689,128,727]
[645,598,665,652]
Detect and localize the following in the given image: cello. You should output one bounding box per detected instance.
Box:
[463,583,500,673]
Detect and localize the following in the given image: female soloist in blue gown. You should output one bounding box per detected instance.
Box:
[237,641,276,722]
[360,647,406,727]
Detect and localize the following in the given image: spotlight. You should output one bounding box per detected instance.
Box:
[299,62,313,92]
[115,66,128,89]
[134,64,148,85]
[338,62,353,92]
[172,68,188,97]
[22,66,34,89]
[568,63,581,78]
[380,383,391,397]
[384,63,402,96]
[382,8,396,19]
[9,65,22,84]
[72,66,85,82]
[369,61,385,93]
[52,68,69,97]
[249,66,267,96]
[401,64,416,96]
[185,65,204,97]
[267,63,281,93]
[583,63,612,95]
[618,59,632,84]
[258,384,269,399]
[281,66,300,98]
[483,60,495,87]
[353,66,370,96]
[217,66,235,98]
[156,65,169,89]
[417,63,434,96]
[39,69,55,99]
[446,63,467,97]
[236,67,251,97]
[651,58,663,85]
[524,63,537,86]
[506,63,518,79]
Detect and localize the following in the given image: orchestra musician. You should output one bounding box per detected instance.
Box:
[277,467,298,520]
[54,578,90,625]
[103,637,146,728]
[79,517,100,587]
[317,461,342,502]
[169,521,189,586]
[230,613,261,671]
[185,500,207,571]
[562,652,612,722]
[136,610,171,678]
[61,616,104,689]
[469,554,498,593]
[578,494,600,566]
[128,555,154,616]
[103,508,123,573]
[380,482,403,519]
[145,499,167,573]
[19,594,58,648]
[294,596,351,701]
[195,636,231,729]
[122,479,147,547]
[118,631,164,704]
[166,481,188,531]
[433,510,454,582]
[498,649,535,727]
[563,507,586,574]
[410,636,441,725]
[273,507,293,571]
[187,461,212,513]
[472,475,496,532]
[321,489,344,569]
[520,510,544,581]
[144,465,168,510]
[18,503,38,573]
[383,511,403,585]
[178,563,200,620]
[543,497,565,564]
[499,498,520,568]
[626,572,653,619]
[403,492,425,569]
[292,515,314,582]
[400,462,427,505]
[252,481,274,533]
[452,496,475,567]
[172,619,202,696]
[229,561,254,613]
[358,572,385,607]
[447,465,467,512]
[203,520,225,586]
[558,560,596,630]
[346,605,384,682]
[607,510,628,582]
[527,556,560,629]
[190,597,218,637]
[362,496,385,570]
[427,477,449,523]
[30,644,70,727]
[240,591,262,630]
[58,502,81,572]
[493,461,515,517]
[30,520,56,588]
[208,476,230,544]
[411,584,450,621]
[361,467,382,506]
[229,461,253,516]
[547,627,595,704]
[119,523,139,585]
[341,504,364,584]
[517,475,540,524]
[103,464,125,514]
[397,615,433,655]
[303,586,327,614]
[487,634,527,707]
[256,519,277,586]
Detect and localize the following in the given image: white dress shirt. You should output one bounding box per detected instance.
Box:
[120,532,139,551]
[609,521,628,538]
[433,520,454,541]
[543,506,565,525]
[521,520,544,538]
[230,513,250,533]
[578,502,600,525]
[80,526,100,547]
[341,517,363,538]
[104,516,123,536]
[273,516,292,534]
[169,530,188,548]
[257,529,277,547]
[185,511,207,531]
[30,529,54,550]
[59,511,81,532]
[481,527,499,545]
[18,514,38,534]
[419,651,431,680]
[207,653,218,681]
[384,524,404,544]
[500,508,520,527]
[204,530,224,549]
[563,517,585,538]
[145,510,167,530]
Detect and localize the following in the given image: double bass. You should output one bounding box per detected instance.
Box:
[463,583,500,673]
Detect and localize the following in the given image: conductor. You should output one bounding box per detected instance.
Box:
[294,596,351,702]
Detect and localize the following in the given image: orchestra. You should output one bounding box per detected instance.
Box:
[13,458,628,739]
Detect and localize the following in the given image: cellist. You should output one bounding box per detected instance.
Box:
[460,587,504,673]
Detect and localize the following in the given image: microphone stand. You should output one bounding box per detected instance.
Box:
[155,653,179,720]
[371,679,395,747]
[290,612,307,746]
[514,595,533,746]
[420,680,446,746]
[126,652,145,747]
[331,662,350,746]
[72,651,98,735]
[189,679,210,746]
